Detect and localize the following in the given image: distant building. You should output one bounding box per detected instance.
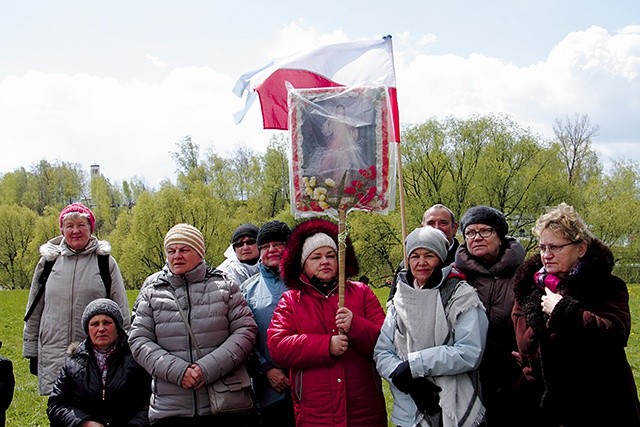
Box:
[90,164,100,179]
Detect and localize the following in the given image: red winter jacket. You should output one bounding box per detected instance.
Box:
[267,278,387,427]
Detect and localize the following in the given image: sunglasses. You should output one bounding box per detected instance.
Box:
[232,239,257,249]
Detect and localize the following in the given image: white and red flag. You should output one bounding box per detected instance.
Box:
[233,36,399,142]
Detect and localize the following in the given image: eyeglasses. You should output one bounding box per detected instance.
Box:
[464,227,494,240]
[232,239,257,249]
[258,242,286,251]
[538,242,577,254]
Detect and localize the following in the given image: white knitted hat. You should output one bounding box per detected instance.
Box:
[300,233,337,267]
[164,223,206,259]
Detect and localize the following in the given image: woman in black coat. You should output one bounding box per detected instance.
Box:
[47,299,151,427]
[512,203,640,426]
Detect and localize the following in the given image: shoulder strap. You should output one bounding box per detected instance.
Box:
[24,260,56,322]
[25,254,112,322]
[170,292,204,359]
[438,276,462,346]
[97,254,112,297]
[439,276,461,312]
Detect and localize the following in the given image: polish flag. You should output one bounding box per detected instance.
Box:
[233,36,400,142]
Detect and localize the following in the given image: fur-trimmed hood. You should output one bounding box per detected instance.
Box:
[280,218,359,289]
[67,341,81,356]
[39,235,111,262]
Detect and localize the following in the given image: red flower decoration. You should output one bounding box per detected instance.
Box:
[359,165,377,179]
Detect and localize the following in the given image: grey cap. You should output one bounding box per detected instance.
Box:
[81,298,124,334]
[405,227,449,262]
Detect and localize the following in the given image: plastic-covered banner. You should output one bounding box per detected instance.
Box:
[288,85,396,219]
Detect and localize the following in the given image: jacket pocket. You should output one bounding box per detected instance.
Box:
[293,370,303,403]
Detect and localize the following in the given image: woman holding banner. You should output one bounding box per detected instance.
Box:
[267,218,387,427]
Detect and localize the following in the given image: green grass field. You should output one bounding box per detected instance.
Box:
[2,286,639,426]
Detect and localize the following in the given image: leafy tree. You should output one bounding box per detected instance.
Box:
[585,162,640,246]
[24,160,87,214]
[204,152,236,201]
[109,184,233,287]
[349,210,403,285]
[90,174,122,235]
[256,135,290,219]
[0,160,86,214]
[0,205,38,289]
[0,167,29,205]
[173,135,208,190]
[121,176,150,210]
[553,113,601,186]
[230,145,261,201]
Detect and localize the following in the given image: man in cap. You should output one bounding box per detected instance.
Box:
[217,223,260,286]
[241,221,294,427]
[129,223,257,426]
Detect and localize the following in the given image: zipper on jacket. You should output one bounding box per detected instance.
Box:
[183,282,200,416]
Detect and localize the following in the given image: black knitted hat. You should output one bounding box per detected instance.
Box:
[231,223,259,243]
[257,220,291,247]
[460,206,509,239]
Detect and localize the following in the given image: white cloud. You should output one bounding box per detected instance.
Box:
[1,25,638,188]
[394,25,640,165]
[146,54,169,69]
[0,68,272,186]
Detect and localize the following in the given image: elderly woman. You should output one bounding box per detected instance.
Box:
[375,227,488,427]
[454,205,525,426]
[267,218,387,427]
[512,203,640,426]
[129,223,258,427]
[23,203,130,395]
[47,298,151,427]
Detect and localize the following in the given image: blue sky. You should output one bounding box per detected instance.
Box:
[1,0,639,185]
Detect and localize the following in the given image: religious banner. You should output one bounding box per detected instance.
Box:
[289,85,396,219]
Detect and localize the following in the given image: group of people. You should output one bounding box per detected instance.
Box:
[17,201,640,426]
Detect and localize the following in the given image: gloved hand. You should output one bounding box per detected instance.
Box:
[29,357,38,376]
[409,377,442,415]
[390,361,413,394]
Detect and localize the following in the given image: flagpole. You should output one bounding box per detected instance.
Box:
[338,208,347,334]
[396,143,408,267]
[384,35,408,267]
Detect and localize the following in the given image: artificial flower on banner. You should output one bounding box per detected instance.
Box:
[288,85,396,219]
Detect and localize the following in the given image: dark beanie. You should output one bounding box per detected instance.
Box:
[231,223,259,243]
[460,206,509,239]
[81,298,124,334]
[257,220,291,247]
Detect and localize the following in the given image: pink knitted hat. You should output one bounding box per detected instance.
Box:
[59,203,96,232]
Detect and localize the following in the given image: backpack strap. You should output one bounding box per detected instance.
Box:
[23,260,56,322]
[24,255,112,322]
[438,275,462,346]
[97,254,112,297]
[439,276,461,313]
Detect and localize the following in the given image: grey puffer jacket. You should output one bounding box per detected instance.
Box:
[23,235,130,395]
[129,261,257,423]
